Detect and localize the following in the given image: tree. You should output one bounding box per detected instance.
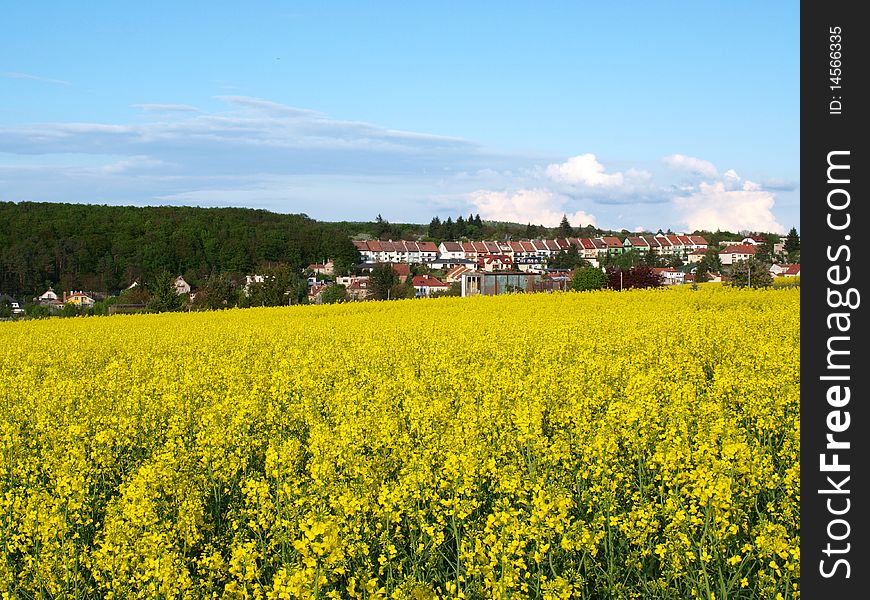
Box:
[320,283,348,304]
[605,266,662,290]
[147,271,185,312]
[443,217,455,240]
[192,272,238,310]
[557,215,574,238]
[428,217,442,239]
[695,249,722,282]
[526,223,538,239]
[549,245,587,270]
[430,282,461,297]
[571,267,608,292]
[784,227,800,254]
[368,263,399,300]
[474,214,482,227]
[729,258,773,288]
[373,214,393,240]
[247,264,295,306]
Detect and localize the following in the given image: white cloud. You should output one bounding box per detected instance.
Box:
[468,188,597,228]
[663,154,718,178]
[133,103,200,113]
[545,153,624,187]
[673,181,785,233]
[1,71,70,86]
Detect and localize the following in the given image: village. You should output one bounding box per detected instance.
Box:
[9,229,800,317]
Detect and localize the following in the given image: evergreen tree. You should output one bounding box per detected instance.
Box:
[784,227,800,253]
[474,214,483,227]
[443,217,455,240]
[558,215,573,238]
[526,223,537,239]
[147,271,185,312]
[428,216,442,239]
[455,215,466,238]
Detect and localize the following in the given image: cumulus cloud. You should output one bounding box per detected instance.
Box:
[545,153,625,187]
[673,181,785,234]
[662,154,718,178]
[468,188,597,228]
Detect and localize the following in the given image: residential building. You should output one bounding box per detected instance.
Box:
[412,275,451,297]
[718,244,757,265]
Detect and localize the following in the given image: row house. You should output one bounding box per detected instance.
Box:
[353,240,439,263]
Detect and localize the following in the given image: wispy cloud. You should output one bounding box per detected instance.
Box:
[1,71,70,86]
[132,103,201,113]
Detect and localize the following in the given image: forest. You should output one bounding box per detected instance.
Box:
[0,201,360,297]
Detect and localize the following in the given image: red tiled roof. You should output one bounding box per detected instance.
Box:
[643,236,660,247]
[676,235,693,245]
[368,241,383,252]
[412,275,450,287]
[601,236,622,247]
[719,244,757,255]
[353,240,369,251]
[784,264,801,275]
[656,236,672,247]
[579,238,596,249]
[441,241,462,252]
[521,241,536,252]
[531,240,548,250]
[689,235,708,245]
[391,263,411,276]
[509,241,525,251]
[555,238,571,249]
[544,239,561,251]
[626,236,649,247]
[484,241,500,252]
[666,235,683,245]
[461,242,475,252]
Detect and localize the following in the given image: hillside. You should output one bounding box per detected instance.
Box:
[0,202,360,297]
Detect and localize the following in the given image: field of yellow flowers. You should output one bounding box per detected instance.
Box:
[0,286,799,599]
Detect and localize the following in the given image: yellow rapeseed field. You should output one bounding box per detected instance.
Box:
[0,286,799,599]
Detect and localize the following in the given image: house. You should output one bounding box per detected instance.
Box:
[478,254,513,272]
[308,260,334,276]
[687,249,708,264]
[308,283,328,304]
[782,264,801,277]
[37,287,59,303]
[438,241,465,260]
[653,268,685,286]
[391,263,411,283]
[718,244,757,265]
[624,236,650,252]
[598,236,624,255]
[444,264,476,283]
[244,274,265,296]
[0,294,25,316]
[64,291,95,307]
[346,277,371,301]
[412,275,451,297]
[426,257,476,271]
[173,276,191,295]
[741,236,767,246]
[769,263,787,277]
[688,235,709,250]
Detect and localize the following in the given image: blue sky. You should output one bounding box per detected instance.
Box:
[1,1,799,233]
